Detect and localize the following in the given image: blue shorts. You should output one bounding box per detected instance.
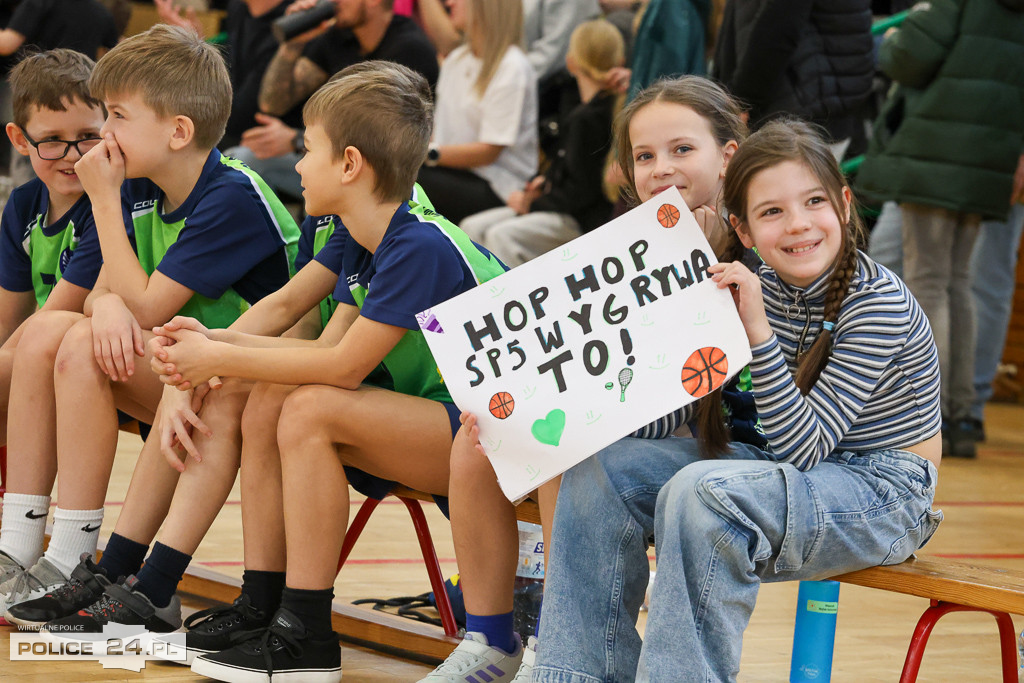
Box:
[343,400,458,519]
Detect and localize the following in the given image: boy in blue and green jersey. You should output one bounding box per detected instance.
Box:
[139,62,507,681]
[0,25,301,624]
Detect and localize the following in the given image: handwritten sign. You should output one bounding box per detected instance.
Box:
[418,188,752,501]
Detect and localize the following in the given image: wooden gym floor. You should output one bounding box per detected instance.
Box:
[1,402,1022,681]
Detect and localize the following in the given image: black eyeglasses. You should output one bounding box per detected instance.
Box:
[21,129,103,160]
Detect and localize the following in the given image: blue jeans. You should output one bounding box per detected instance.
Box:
[970,204,1024,419]
[534,437,942,683]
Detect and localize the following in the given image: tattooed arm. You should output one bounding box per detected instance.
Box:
[258,43,330,116]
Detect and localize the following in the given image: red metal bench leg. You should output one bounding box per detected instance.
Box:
[0,445,7,496]
[899,600,1018,683]
[337,496,382,574]
[397,496,458,637]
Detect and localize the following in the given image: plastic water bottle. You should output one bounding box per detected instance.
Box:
[790,580,840,682]
[512,522,545,640]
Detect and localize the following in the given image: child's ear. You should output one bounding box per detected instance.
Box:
[6,123,30,156]
[841,185,852,224]
[339,145,364,185]
[168,115,195,151]
[719,140,739,178]
[729,212,755,249]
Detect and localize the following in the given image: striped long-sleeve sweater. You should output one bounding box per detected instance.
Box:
[749,251,941,470]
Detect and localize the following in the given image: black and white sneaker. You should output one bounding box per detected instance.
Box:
[155,593,269,666]
[191,607,342,682]
[41,575,182,639]
[5,554,113,628]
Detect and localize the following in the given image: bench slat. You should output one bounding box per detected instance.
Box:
[831,556,1024,615]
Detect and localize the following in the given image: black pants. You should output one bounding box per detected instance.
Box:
[416,166,504,225]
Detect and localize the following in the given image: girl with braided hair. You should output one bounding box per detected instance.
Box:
[532,119,943,682]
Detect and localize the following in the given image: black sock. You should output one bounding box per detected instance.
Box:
[97,533,148,580]
[278,586,334,637]
[240,569,286,617]
[134,542,192,608]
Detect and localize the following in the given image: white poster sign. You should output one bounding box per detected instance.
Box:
[418,188,752,501]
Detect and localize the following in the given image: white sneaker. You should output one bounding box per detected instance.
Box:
[418,631,523,683]
[0,557,68,616]
[510,635,537,682]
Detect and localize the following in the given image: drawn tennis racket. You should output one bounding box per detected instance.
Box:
[618,367,633,402]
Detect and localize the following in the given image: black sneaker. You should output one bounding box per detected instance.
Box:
[190,608,342,682]
[41,575,182,639]
[948,420,978,458]
[156,593,270,666]
[5,554,113,628]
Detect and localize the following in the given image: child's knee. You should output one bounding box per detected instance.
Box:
[449,433,494,483]
[276,386,333,451]
[200,378,250,427]
[17,310,82,364]
[53,318,95,375]
[240,382,290,437]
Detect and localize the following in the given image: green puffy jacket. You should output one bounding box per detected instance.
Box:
[856,0,1024,220]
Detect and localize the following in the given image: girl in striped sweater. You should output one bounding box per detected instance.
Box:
[533,119,944,683]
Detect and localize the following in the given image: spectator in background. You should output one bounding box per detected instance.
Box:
[460,18,623,267]
[0,0,118,60]
[712,0,873,159]
[627,0,709,98]
[417,0,537,225]
[856,0,1024,457]
[228,0,438,198]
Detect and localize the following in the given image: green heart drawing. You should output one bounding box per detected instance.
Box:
[532,409,566,447]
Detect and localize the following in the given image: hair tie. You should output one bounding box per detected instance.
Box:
[822,321,835,332]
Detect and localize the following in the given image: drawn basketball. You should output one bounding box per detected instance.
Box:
[489,392,515,419]
[680,347,728,398]
[657,203,680,228]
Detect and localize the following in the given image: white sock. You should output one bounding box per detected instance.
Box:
[42,507,104,577]
[0,493,51,568]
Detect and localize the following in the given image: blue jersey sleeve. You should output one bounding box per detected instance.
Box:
[312,220,347,275]
[359,232,465,330]
[295,216,316,271]
[0,195,32,292]
[59,212,102,291]
[156,184,287,301]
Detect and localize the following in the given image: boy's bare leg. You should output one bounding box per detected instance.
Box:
[154,378,253,554]
[0,348,12,446]
[275,385,452,590]
[0,311,83,570]
[239,382,297,573]
[537,475,561,576]
[4,311,84,495]
[52,317,163,510]
[449,422,518,616]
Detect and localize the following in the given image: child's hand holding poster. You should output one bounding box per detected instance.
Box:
[418,188,752,502]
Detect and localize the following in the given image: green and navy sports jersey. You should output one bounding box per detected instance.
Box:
[0,178,102,307]
[297,213,344,329]
[333,201,507,403]
[122,149,300,329]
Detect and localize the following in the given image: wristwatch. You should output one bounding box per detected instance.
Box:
[292,128,306,154]
[425,145,441,167]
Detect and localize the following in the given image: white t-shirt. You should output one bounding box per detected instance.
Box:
[433,45,539,202]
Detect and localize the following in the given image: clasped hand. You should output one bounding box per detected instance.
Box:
[149,316,223,390]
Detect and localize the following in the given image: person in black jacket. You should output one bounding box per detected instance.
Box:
[712,0,874,157]
[460,18,622,267]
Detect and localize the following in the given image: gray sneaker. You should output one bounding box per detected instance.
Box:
[510,635,537,683]
[418,631,523,683]
[41,576,182,639]
[0,557,68,617]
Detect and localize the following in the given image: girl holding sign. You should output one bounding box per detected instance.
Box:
[533,119,943,682]
[422,76,752,683]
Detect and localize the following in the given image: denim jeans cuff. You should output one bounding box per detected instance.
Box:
[532,666,605,683]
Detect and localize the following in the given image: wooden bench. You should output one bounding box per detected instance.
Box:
[328,486,1024,680]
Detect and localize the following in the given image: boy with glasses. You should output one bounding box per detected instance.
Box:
[0,48,106,619]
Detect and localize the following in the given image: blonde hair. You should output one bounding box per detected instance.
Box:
[567,19,625,85]
[466,0,523,97]
[304,61,433,202]
[90,24,231,150]
[9,49,102,129]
